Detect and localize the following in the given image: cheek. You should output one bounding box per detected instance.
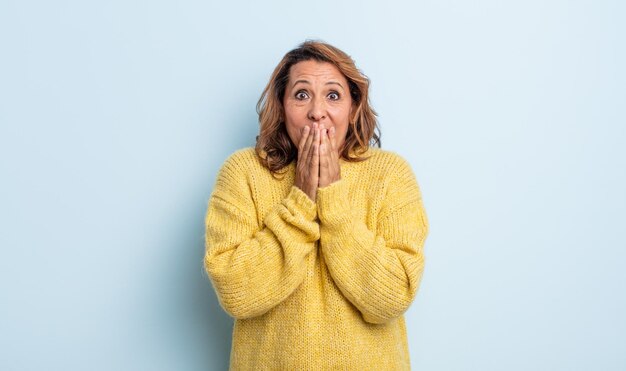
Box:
[284,105,308,142]
[337,125,350,147]
[330,102,352,122]
[331,107,351,132]
[284,123,298,145]
[284,118,303,145]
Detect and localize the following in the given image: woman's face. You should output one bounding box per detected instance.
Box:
[282,60,353,153]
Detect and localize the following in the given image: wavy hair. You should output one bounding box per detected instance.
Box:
[255,40,381,175]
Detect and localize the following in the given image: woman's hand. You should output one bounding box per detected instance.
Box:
[319,125,341,188]
[294,123,320,201]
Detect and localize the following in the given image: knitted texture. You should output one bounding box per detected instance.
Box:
[204,146,429,370]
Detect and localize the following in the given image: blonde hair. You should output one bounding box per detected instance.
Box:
[255,40,380,175]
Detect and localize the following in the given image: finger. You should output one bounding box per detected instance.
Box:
[308,124,319,171]
[320,128,329,178]
[328,126,339,161]
[325,128,340,181]
[312,126,320,179]
[320,128,329,158]
[302,124,315,162]
[317,123,325,159]
[322,127,334,163]
[298,125,310,156]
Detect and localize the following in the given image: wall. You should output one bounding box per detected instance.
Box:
[1,0,624,370]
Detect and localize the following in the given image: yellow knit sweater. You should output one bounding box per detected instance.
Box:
[204,146,429,370]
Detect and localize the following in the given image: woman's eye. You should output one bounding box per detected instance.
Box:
[328,92,340,100]
[295,91,309,100]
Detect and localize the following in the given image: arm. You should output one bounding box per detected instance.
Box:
[204,157,319,319]
[316,159,429,324]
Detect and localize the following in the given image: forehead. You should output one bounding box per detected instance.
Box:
[288,60,347,84]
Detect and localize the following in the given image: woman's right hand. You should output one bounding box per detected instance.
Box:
[294,122,320,201]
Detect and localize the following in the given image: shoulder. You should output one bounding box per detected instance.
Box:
[209,148,260,213]
[212,147,267,195]
[364,148,424,203]
[361,147,416,178]
[218,147,265,177]
[222,146,259,167]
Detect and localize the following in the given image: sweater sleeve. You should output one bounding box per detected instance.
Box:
[204,154,319,319]
[316,157,429,324]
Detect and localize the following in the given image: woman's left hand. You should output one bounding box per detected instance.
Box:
[318,125,341,188]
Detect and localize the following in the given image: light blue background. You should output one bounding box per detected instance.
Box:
[1,0,624,370]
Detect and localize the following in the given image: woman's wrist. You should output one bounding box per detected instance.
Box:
[316,179,351,227]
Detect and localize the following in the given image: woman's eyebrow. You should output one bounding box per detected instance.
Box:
[325,81,345,91]
[291,80,345,91]
[292,79,311,87]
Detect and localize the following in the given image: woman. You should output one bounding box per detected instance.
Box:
[204,40,429,370]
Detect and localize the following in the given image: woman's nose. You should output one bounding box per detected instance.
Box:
[307,97,327,122]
